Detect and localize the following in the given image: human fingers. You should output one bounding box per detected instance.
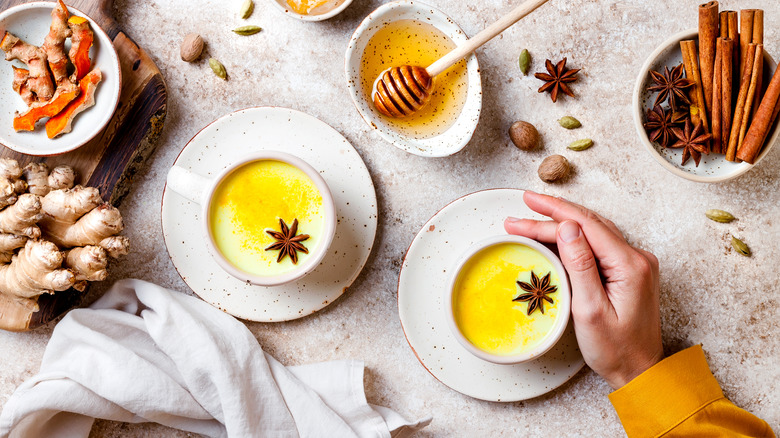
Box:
[504,217,558,243]
[523,191,631,257]
[556,220,614,317]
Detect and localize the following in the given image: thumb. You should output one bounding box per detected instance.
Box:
[556,220,608,313]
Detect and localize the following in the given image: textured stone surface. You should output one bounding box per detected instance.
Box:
[2,0,779,436]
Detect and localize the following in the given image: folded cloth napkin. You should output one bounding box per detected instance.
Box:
[0,279,430,438]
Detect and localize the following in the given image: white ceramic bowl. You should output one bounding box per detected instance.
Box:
[445,235,571,365]
[267,0,354,22]
[0,2,121,156]
[633,29,778,183]
[344,0,482,157]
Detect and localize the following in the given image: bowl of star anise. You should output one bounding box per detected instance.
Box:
[633,26,779,183]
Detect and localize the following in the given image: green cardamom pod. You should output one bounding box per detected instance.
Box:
[209,58,227,80]
[240,0,254,19]
[518,49,531,75]
[558,116,582,129]
[233,25,262,36]
[568,138,593,151]
[731,236,751,256]
[705,209,736,223]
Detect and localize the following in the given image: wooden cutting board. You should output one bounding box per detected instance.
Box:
[0,0,167,331]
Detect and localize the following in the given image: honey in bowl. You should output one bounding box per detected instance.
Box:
[452,243,561,356]
[208,160,325,277]
[360,19,469,139]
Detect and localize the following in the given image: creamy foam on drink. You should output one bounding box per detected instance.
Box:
[452,243,561,356]
[209,160,324,276]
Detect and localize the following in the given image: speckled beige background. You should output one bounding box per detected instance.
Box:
[1,0,779,436]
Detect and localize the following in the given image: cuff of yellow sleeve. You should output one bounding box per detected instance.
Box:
[608,345,724,438]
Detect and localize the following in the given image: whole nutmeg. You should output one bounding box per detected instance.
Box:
[538,155,571,183]
[509,121,540,151]
[180,33,204,62]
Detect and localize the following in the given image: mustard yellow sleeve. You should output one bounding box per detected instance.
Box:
[608,345,776,438]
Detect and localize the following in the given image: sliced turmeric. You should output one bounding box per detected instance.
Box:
[46,68,102,138]
[67,16,92,81]
[13,83,80,132]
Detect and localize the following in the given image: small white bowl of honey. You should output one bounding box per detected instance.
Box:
[345,1,482,157]
[269,0,353,21]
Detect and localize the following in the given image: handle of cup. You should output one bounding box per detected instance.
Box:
[166,166,211,204]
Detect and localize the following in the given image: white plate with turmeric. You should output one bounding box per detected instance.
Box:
[398,189,585,402]
[161,107,378,322]
[0,1,121,156]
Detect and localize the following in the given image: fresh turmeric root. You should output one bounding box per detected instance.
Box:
[46,68,102,138]
[1,32,55,102]
[11,66,35,106]
[42,0,72,85]
[68,16,93,81]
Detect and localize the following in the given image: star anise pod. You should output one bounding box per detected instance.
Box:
[513,271,558,316]
[534,58,580,103]
[669,119,712,167]
[265,218,310,264]
[643,105,688,148]
[647,64,694,110]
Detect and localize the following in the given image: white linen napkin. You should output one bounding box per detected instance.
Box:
[0,279,430,438]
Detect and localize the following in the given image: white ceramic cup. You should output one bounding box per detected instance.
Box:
[445,235,572,365]
[166,151,336,287]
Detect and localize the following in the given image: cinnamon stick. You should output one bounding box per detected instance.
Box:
[711,40,723,153]
[681,40,709,133]
[727,11,739,93]
[699,1,719,115]
[726,43,756,161]
[740,10,754,80]
[737,60,780,164]
[720,38,733,155]
[750,10,764,118]
[737,44,763,153]
[719,12,728,38]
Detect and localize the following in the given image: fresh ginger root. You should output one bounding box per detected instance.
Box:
[0,32,55,102]
[65,245,107,291]
[0,194,42,239]
[0,160,129,309]
[0,240,75,309]
[42,0,72,85]
[0,234,27,263]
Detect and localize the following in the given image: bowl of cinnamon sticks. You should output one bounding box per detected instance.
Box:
[633,4,778,183]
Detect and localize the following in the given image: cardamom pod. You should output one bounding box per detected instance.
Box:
[240,0,254,19]
[209,58,227,80]
[558,116,582,129]
[731,236,750,256]
[568,138,593,151]
[233,25,262,36]
[518,49,531,75]
[705,209,736,223]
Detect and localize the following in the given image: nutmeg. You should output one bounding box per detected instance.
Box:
[509,121,540,151]
[538,155,571,183]
[180,33,204,62]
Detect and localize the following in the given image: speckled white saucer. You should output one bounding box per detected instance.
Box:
[398,189,584,402]
[161,107,378,322]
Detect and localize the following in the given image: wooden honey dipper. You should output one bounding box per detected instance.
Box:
[372,0,550,118]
